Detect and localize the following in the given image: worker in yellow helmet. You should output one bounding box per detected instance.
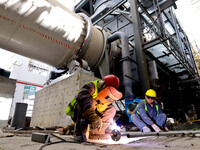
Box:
[65,74,122,142]
[130,89,169,132]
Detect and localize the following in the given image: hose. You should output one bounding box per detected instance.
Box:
[39,134,81,150]
[39,140,79,150]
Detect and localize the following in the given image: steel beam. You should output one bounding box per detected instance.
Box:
[75,0,89,13]
[159,0,177,12]
[156,53,171,59]
[91,0,128,25]
[145,51,178,80]
[145,0,177,14]
[166,63,181,68]
[143,38,162,50]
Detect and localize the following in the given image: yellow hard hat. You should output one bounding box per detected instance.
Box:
[145,89,156,97]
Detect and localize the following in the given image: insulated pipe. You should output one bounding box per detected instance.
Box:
[0,0,105,70]
[107,32,133,97]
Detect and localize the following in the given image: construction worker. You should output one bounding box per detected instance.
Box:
[131,89,169,132]
[65,74,122,142]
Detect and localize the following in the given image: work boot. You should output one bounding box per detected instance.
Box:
[74,134,87,142]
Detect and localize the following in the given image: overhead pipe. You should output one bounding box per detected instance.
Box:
[0,0,107,70]
[107,32,134,98]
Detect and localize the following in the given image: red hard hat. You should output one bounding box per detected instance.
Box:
[104,74,119,89]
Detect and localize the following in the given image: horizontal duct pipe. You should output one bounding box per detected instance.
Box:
[0,0,106,70]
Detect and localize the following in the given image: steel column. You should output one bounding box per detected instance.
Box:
[130,0,150,96]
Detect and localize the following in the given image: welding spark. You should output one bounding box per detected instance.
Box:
[111,124,121,131]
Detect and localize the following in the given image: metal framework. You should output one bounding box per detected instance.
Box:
[74,0,200,95]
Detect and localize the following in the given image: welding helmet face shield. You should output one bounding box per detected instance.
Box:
[96,86,123,112]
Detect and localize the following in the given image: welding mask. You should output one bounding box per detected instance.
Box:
[96,86,122,112]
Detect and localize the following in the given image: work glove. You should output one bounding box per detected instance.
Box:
[82,107,102,131]
[151,124,161,132]
[142,126,151,132]
[91,115,102,130]
[96,103,108,112]
[58,123,76,135]
[164,126,170,132]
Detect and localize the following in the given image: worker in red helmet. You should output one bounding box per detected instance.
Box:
[65,74,122,142]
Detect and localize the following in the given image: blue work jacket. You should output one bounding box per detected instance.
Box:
[137,99,162,125]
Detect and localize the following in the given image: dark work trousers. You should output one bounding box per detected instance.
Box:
[75,104,116,136]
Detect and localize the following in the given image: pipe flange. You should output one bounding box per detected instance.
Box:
[111,129,121,141]
[93,26,108,69]
[77,13,93,58]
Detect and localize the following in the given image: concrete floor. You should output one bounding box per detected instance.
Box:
[1,130,200,150]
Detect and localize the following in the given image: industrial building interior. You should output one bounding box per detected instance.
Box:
[0,0,200,149]
[73,0,200,122]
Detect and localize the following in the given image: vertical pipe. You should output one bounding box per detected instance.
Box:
[107,32,133,97]
[130,0,150,96]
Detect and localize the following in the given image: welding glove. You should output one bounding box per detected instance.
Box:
[96,103,108,112]
[151,124,161,132]
[82,107,102,131]
[59,123,76,135]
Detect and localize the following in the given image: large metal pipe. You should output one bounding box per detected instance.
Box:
[0,0,106,70]
[107,32,133,97]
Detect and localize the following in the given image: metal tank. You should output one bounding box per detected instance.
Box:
[0,0,107,70]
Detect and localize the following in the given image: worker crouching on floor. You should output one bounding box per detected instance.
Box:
[65,74,122,142]
[131,89,169,132]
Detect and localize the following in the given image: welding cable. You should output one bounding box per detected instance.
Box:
[39,134,83,150]
[39,140,82,150]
